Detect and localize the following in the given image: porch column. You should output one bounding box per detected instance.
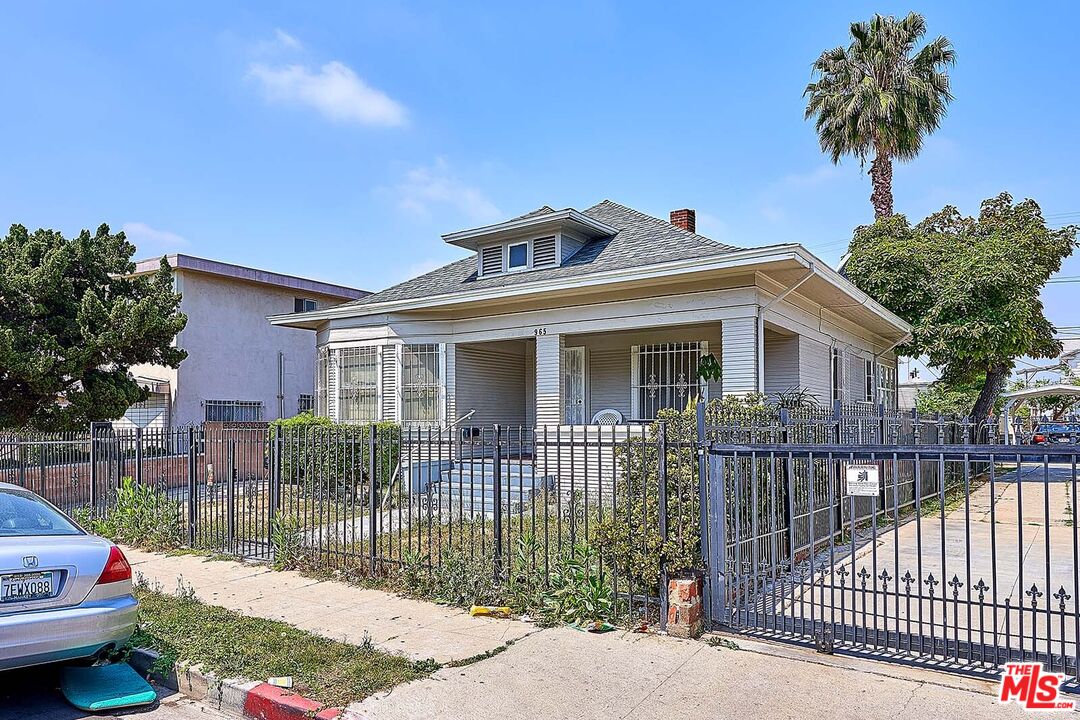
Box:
[535,333,564,425]
[444,342,456,426]
[720,317,757,395]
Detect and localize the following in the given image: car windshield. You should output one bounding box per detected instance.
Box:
[0,489,82,537]
[1036,424,1072,434]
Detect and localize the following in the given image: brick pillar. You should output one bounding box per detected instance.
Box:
[667,575,704,639]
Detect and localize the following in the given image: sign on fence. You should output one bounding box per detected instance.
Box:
[844,464,880,497]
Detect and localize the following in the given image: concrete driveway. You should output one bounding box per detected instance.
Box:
[780,462,1079,659]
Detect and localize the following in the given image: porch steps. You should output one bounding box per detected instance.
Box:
[430,461,551,517]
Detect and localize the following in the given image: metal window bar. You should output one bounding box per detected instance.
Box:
[632,342,704,420]
[338,346,379,423]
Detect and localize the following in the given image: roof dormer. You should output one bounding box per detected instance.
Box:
[441,207,616,278]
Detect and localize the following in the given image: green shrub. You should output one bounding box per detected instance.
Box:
[268,414,400,500]
[399,549,506,607]
[594,406,701,593]
[539,543,613,625]
[78,477,184,550]
[269,513,306,571]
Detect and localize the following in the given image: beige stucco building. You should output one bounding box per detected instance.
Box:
[119,255,365,430]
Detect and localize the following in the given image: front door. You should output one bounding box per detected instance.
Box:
[563,346,586,424]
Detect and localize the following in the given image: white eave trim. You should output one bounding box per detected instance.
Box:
[441,209,617,250]
[269,243,913,338]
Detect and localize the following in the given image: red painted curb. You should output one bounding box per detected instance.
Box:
[242,683,326,720]
[315,708,343,720]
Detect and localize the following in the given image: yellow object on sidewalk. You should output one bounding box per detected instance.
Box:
[469,605,512,618]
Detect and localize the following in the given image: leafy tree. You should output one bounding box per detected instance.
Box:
[804,12,955,219]
[914,374,987,416]
[0,224,187,430]
[845,193,1078,427]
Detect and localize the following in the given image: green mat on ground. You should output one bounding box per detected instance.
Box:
[60,663,157,712]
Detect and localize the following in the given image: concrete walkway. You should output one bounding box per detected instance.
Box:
[123,548,535,664]
[126,549,1041,719]
[347,628,1033,719]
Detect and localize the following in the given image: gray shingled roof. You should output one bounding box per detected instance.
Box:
[345,200,742,308]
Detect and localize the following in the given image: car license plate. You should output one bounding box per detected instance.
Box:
[1,571,55,602]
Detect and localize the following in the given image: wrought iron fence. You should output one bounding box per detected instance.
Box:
[704,442,1080,686]
[1,417,700,630]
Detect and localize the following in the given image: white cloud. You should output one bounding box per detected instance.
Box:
[390,159,501,223]
[248,60,406,127]
[122,222,188,256]
[273,29,301,50]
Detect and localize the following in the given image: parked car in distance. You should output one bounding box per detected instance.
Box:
[0,483,137,671]
[1029,423,1079,445]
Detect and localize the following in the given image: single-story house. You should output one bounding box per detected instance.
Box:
[270,201,911,433]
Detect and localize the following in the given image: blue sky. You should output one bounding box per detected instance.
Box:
[1,1,1077,341]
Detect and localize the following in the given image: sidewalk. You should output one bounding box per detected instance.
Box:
[123,548,535,664]
[127,549,1034,719]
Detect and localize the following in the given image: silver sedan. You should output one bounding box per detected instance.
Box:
[0,482,137,671]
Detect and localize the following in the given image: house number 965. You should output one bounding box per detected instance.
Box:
[533,327,547,336]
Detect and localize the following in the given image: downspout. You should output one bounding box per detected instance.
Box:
[757,264,816,393]
[277,351,285,419]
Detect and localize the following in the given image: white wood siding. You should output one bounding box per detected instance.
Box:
[721,317,757,395]
[455,344,527,427]
[799,335,831,405]
[443,342,456,424]
[588,347,631,419]
[763,331,800,398]
[846,350,871,404]
[535,333,564,425]
[559,231,585,262]
[525,344,536,427]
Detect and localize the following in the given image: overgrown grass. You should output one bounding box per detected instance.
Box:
[131,581,432,707]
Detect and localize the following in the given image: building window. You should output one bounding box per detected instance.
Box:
[205,400,264,422]
[877,363,897,409]
[507,242,529,270]
[631,342,705,420]
[298,394,314,414]
[864,359,875,403]
[830,347,845,404]
[402,343,443,424]
[294,298,317,313]
[339,346,379,423]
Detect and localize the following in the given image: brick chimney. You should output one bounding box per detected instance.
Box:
[670,208,696,233]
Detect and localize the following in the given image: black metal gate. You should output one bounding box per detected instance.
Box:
[703,442,1080,686]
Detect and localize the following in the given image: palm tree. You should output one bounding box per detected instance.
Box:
[804,13,955,219]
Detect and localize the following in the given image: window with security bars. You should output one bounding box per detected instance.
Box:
[631,342,706,420]
[298,394,314,414]
[402,343,443,424]
[338,346,379,423]
[205,400,263,422]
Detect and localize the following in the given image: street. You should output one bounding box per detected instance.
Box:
[0,666,228,720]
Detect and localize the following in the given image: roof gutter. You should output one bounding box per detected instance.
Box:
[756,264,816,393]
[269,243,913,340]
